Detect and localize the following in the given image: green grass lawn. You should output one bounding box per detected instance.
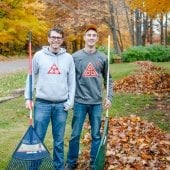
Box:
[0,71,27,97]
[0,62,169,169]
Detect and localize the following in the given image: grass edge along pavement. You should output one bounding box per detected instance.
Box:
[0,62,170,169]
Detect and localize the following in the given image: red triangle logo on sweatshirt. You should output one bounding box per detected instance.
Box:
[83,63,98,77]
[48,64,61,74]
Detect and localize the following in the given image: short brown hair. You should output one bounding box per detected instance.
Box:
[48,28,64,38]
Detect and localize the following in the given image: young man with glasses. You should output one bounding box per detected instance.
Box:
[65,25,113,170]
[24,28,76,170]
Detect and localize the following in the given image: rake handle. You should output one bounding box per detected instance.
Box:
[28,32,33,125]
[106,35,110,118]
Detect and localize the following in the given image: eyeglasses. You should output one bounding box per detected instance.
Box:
[49,36,63,40]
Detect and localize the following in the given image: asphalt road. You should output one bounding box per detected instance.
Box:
[0,59,28,74]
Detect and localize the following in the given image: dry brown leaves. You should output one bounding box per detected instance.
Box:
[114,61,170,94]
[76,115,170,170]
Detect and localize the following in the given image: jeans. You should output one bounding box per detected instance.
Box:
[34,98,68,170]
[66,102,102,167]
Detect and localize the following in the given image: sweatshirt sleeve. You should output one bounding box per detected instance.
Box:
[103,58,114,102]
[64,57,76,110]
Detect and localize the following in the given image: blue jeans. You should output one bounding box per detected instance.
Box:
[66,102,102,167]
[34,98,68,170]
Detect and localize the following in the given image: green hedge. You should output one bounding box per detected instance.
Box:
[122,45,170,62]
[97,46,116,63]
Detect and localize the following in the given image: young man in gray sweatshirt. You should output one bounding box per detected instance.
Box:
[65,25,113,170]
[24,28,75,170]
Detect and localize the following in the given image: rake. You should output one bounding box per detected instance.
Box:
[6,32,54,170]
[93,35,111,170]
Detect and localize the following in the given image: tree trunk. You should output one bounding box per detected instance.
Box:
[107,0,119,54]
[142,13,148,46]
[80,35,84,49]
[122,0,134,45]
[115,7,123,52]
[135,9,142,45]
[165,14,168,47]
[160,13,164,45]
[149,19,153,44]
[72,40,78,53]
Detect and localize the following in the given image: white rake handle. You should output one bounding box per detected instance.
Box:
[106,35,110,118]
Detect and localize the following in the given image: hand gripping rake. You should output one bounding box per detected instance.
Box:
[6,32,54,170]
[93,35,111,170]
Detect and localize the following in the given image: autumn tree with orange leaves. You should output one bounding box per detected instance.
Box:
[126,0,170,46]
[0,0,49,56]
[0,0,170,56]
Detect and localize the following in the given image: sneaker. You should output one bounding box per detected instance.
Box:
[64,164,75,170]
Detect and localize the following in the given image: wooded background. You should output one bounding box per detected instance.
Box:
[0,0,170,56]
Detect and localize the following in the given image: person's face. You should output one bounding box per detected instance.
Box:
[84,30,98,47]
[48,31,63,50]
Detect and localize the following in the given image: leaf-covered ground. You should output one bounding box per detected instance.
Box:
[77,116,170,170]
[114,61,170,94]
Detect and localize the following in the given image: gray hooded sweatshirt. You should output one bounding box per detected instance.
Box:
[24,47,75,110]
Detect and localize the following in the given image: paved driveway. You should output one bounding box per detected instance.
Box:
[0,59,28,74]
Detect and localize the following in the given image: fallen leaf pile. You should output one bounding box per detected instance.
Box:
[76,115,170,170]
[114,61,170,94]
[135,61,166,72]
